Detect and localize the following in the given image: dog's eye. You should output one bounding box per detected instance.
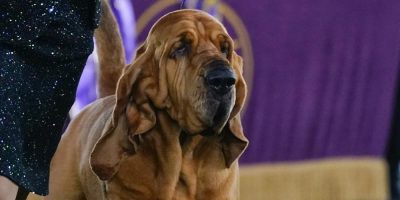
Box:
[175,45,187,56]
[170,43,189,59]
[221,43,230,58]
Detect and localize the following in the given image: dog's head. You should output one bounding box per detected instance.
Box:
[90,9,248,180]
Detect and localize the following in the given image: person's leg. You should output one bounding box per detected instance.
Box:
[0,176,18,200]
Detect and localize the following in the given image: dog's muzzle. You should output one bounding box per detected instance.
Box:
[200,60,236,136]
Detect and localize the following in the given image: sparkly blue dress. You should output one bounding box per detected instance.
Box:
[0,0,100,195]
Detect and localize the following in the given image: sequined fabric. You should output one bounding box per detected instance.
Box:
[0,0,100,195]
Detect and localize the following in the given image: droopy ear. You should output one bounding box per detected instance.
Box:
[221,52,249,168]
[90,42,158,180]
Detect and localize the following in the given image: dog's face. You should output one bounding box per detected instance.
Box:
[149,10,239,135]
[91,10,248,181]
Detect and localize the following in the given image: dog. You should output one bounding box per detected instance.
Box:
[46,2,248,199]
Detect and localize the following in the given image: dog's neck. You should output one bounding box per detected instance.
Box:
[154,110,236,199]
[111,110,237,199]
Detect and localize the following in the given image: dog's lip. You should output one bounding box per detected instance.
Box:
[212,101,229,125]
[199,98,231,136]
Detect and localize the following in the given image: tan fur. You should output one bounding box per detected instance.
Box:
[94,0,125,98]
[46,6,248,200]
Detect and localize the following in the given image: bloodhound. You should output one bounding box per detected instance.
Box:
[46,2,248,200]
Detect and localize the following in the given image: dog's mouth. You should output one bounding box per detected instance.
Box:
[213,101,230,125]
[200,90,234,136]
[200,106,228,137]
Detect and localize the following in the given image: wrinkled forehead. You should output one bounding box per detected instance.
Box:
[149,9,228,40]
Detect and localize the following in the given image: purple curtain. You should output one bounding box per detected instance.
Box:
[236,0,400,163]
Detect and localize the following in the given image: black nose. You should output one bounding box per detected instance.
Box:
[205,66,236,95]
